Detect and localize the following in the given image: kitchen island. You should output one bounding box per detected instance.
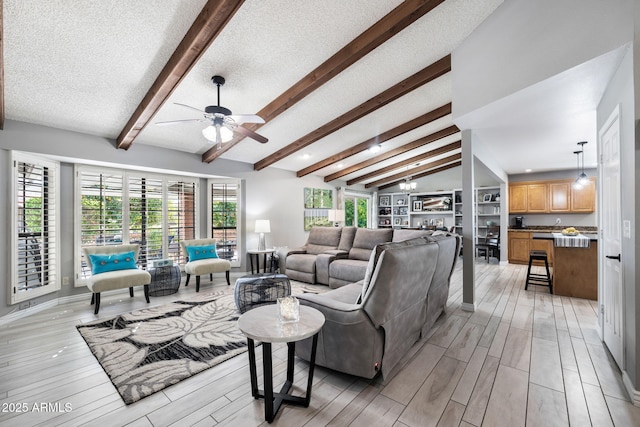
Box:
[532,232,598,300]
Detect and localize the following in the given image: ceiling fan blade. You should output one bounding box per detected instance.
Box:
[155,118,207,126]
[234,125,269,144]
[228,114,265,124]
[174,102,205,113]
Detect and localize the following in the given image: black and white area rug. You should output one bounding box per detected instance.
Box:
[77,281,327,404]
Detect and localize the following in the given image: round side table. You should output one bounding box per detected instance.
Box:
[237,305,325,423]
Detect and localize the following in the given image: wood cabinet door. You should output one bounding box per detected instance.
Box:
[508,232,530,263]
[530,238,554,266]
[549,182,570,212]
[527,184,548,213]
[571,179,596,212]
[509,185,528,213]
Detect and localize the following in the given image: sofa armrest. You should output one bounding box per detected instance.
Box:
[315,250,348,285]
[285,247,307,256]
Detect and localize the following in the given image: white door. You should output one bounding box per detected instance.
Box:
[599,106,623,367]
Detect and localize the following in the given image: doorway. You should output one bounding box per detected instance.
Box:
[598,105,623,368]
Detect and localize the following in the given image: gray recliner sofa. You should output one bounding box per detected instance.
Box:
[295,232,460,379]
[283,226,343,283]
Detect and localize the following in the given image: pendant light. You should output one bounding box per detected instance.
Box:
[573,149,584,189]
[576,141,589,186]
[399,163,419,191]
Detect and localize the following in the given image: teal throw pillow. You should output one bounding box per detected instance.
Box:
[186,244,219,261]
[89,251,137,275]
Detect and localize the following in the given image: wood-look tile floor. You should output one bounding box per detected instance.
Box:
[1,260,639,426]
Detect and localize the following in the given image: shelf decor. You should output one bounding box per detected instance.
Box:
[412,200,422,211]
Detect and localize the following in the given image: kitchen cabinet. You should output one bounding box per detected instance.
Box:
[508,232,530,264]
[509,183,548,213]
[571,178,596,212]
[509,185,528,213]
[509,178,595,213]
[508,231,554,266]
[549,182,570,212]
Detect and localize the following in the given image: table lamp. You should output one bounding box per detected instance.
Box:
[327,209,345,227]
[255,219,271,251]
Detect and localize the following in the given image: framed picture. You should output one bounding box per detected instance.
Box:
[482,193,492,202]
[396,198,405,205]
[412,200,422,212]
[394,218,401,225]
[379,195,390,206]
[435,218,445,228]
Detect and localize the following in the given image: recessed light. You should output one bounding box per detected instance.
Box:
[525,169,532,173]
[368,144,382,154]
[335,163,344,169]
[301,153,311,160]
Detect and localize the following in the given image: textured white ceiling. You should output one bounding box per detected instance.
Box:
[13,0,608,184]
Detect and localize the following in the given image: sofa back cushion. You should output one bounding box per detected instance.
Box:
[362,242,438,326]
[391,229,433,242]
[359,237,427,303]
[338,226,357,251]
[306,226,343,255]
[349,228,393,261]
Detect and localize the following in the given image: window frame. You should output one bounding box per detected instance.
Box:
[207,178,242,268]
[9,151,61,304]
[74,165,200,286]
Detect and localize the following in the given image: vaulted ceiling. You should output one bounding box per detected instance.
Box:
[2,0,526,188]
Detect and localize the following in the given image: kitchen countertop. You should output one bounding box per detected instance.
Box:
[508,226,598,233]
[532,232,598,241]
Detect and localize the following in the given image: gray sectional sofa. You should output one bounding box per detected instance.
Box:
[294,231,461,379]
[284,226,435,287]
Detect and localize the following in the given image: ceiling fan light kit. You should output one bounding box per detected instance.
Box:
[156,75,268,145]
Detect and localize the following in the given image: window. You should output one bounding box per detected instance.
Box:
[208,180,241,267]
[76,166,199,284]
[344,192,371,228]
[10,152,60,303]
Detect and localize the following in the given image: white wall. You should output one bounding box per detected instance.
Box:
[597,46,638,389]
[452,0,634,120]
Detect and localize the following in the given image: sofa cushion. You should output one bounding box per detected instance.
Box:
[349,228,393,261]
[89,251,137,275]
[338,226,357,251]
[392,229,433,242]
[329,259,369,286]
[87,268,151,293]
[306,227,342,255]
[185,244,219,261]
[360,237,428,303]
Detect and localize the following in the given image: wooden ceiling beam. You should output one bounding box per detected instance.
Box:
[366,153,461,188]
[322,117,457,182]
[347,140,460,185]
[253,55,451,171]
[116,0,245,150]
[378,160,462,191]
[202,0,446,163]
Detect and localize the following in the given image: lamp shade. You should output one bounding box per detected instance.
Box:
[255,219,271,233]
[327,209,345,222]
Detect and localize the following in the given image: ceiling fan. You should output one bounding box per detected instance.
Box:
[156,75,268,146]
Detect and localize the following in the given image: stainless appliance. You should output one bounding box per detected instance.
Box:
[514,216,525,229]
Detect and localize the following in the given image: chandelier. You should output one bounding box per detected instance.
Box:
[399,178,417,191]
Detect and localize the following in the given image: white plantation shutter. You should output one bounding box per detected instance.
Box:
[208,180,240,266]
[167,180,197,266]
[75,167,201,284]
[78,170,124,280]
[128,175,164,269]
[11,153,60,303]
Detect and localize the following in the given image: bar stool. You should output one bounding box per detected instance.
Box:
[525,250,553,293]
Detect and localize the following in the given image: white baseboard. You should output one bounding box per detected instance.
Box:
[623,371,640,406]
[0,291,115,326]
[461,302,476,312]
